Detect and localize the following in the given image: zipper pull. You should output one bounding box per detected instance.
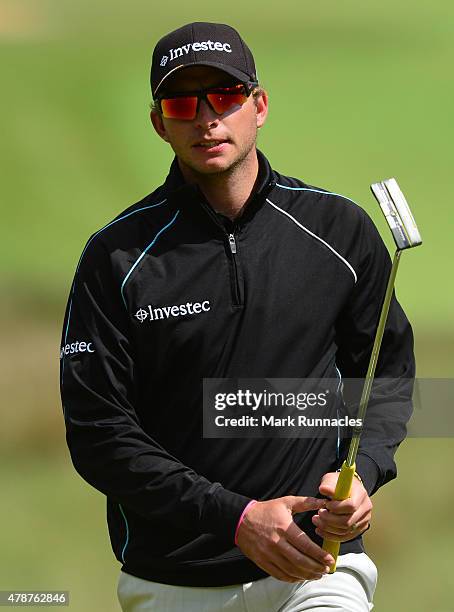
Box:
[228,233,237,254]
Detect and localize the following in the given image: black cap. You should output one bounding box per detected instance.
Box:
[151,22,258,98]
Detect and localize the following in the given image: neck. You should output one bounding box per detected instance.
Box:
[177,149,259,220]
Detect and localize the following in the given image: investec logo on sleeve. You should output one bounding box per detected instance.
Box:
[161,40,232,65]
[60,340,95,359]
[135,300,211,323]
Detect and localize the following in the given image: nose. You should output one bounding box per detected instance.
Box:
[194,98,220,128]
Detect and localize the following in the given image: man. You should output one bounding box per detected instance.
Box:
[60,21,414,611]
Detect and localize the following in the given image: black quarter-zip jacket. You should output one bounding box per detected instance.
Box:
[60,150,414,586]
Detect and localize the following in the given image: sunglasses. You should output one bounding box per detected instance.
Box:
[156,82,258,121]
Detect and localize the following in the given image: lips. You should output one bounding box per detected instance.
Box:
[193,139,229,149]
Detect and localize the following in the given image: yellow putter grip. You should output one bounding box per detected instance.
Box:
[322,539,340,566]
[322,461,356,573]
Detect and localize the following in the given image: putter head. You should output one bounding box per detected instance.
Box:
[370,178,422,250]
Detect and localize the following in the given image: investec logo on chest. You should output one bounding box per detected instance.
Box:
[135,300,211,323]
[160,41,232,66]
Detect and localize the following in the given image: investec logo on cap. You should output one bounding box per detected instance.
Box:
[161,40,233,66]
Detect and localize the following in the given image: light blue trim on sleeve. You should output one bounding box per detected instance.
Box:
[60,199,167,394]
[120,210,180,308]
[118,503,130,563]
[266,198,358,283]
[72,199,168,293]
[275,183,359,207]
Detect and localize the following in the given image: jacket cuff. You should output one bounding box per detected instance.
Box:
[355,453,381,495]
[201,485,254,542]
[234,500,258,545]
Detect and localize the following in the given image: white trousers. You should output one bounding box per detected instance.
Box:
[117,553,377,611]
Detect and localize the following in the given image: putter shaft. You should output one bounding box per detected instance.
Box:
[322,176,421,573]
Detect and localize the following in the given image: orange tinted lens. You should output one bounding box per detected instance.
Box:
[206,88,248,115]
[161,96,198,120]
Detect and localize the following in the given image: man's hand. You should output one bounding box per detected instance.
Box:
[236,496,335,583]
[312,472,373,542]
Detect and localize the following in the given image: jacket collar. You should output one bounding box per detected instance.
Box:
[162,149,276,226]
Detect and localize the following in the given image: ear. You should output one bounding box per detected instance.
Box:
[150,110,170,142]
[255,89,269,129]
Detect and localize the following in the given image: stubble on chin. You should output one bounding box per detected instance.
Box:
[179,129,258,181]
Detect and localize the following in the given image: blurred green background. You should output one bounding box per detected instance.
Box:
[0,0,453,610]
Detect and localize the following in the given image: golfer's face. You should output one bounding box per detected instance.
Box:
[152,66,267,176]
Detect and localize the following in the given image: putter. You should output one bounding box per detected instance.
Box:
[322,178,422,572]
